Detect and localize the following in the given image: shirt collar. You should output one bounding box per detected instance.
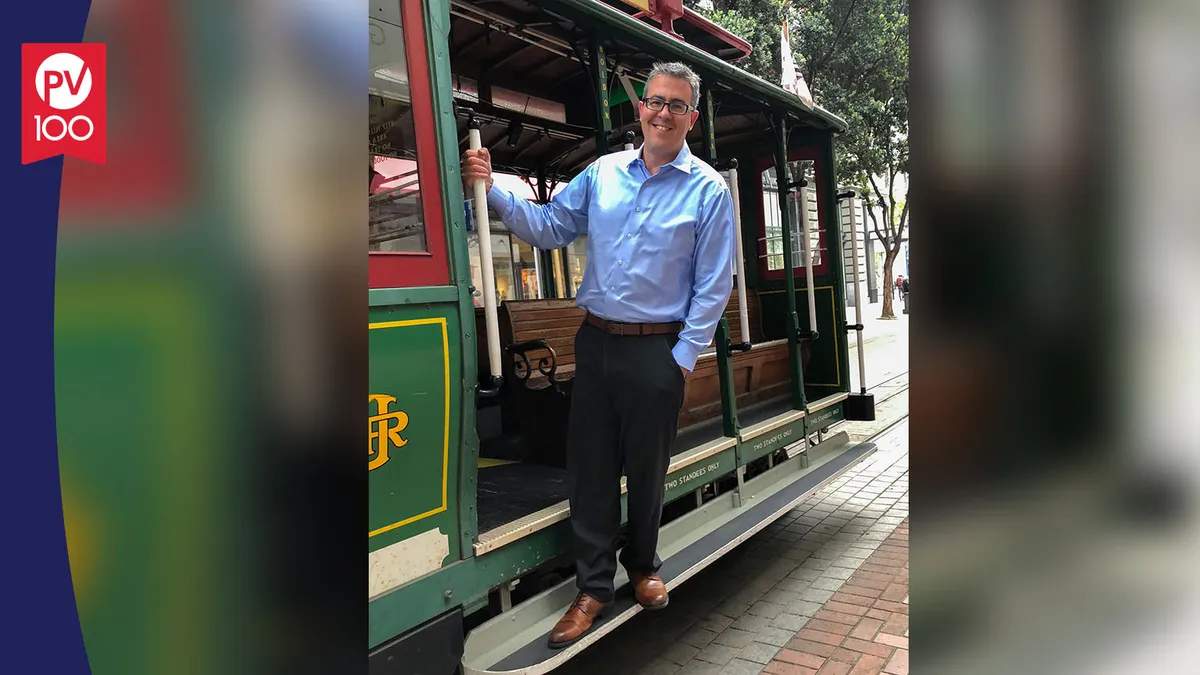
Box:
[628,143,694,175]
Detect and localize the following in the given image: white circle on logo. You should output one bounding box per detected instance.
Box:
[35,53,92,111]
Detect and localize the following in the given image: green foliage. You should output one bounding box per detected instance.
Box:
[689,0,908,317]
[689,0,909,232]
[688,0,791,83]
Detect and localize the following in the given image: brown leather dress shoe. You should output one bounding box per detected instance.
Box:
[630,571,669,610]
[548,593,611,649]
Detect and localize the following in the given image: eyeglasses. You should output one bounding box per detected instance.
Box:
[640,97,692,116]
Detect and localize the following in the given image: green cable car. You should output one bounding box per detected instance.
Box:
[368,1,878,672]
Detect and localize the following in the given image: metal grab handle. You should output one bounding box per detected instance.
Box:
[838,189,868,394]
[715,158,753,354]
[468,116,504,397]
[478,375,504,399]
[796,169,819,343]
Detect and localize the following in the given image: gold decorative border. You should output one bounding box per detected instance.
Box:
[368,318,450,538]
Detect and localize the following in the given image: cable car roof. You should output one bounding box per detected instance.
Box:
[372,0,849,183]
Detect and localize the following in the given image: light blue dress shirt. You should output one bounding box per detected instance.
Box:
[485,143,735,372]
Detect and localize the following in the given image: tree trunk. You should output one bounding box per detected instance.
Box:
[862,197,886,316]
[881,253,895,319]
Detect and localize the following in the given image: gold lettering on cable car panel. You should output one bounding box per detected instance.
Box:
[369,394,409,471]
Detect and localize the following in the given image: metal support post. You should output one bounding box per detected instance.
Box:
[773,113,807,412]
[797,169,819,341]
[700,85,717,164]
[839,190,876,421]
[589,35,611,156]
[714,317,740,437]
[499,581,517,612]
[468,117,503,396]
[726,161,751,348]
[844,192,868,392]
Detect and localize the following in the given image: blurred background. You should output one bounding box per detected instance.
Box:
[55,0,363,673]
[47,0,1199,673]
[909,0,1200,672]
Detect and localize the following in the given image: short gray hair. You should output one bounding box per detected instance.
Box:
[647,61,701,109]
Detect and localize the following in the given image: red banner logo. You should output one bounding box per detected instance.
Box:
[22,43,106,165]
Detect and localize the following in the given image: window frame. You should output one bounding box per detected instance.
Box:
[368,0,450,289]
[753,145,831,281]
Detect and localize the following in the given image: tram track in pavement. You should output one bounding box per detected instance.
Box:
[821,368,910,445]
[861,370,909,404]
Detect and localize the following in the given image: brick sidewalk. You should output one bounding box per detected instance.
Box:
[765,521,908,675]
[553,421,909,675]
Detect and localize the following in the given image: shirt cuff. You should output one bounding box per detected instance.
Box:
[484,182,510,218]
[672,339,703,373]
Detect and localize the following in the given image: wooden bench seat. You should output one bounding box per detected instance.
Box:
[476,290,812,467]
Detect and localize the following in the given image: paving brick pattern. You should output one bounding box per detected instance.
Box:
[554,422,908,675]
[764,522,909,675]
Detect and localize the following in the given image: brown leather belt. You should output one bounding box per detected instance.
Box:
[585,312,682,336]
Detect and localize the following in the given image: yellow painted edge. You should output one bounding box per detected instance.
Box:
[369,317,446,330]
[369,505,448,538]
[478,458,517,468]
[757,286,842,388]
[441,319,450,514]
[806,286,842,387]
[368,317,452,538]
[830,287,840,387]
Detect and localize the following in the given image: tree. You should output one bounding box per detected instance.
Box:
[689,0,909,318]
[692,0,790,84]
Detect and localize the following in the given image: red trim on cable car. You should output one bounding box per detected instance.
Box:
[369,0,451,289]
[754,145,831,282]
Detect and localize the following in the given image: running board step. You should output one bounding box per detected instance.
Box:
[461,431,877,675]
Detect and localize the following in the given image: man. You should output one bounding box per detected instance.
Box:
[462,62,735,648]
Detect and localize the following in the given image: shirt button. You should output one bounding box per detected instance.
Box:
[618,260,624,266]
[636,207,641,212]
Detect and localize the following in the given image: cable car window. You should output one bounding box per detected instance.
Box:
[370,95,426,252]
[761,160,823,272]
[368,5,427,254]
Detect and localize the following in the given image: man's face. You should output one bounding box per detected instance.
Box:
[638,75,699,155]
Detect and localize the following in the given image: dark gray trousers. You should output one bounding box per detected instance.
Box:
[567,321,687,603]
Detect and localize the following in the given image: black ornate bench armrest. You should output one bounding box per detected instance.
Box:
[505,339,559,384]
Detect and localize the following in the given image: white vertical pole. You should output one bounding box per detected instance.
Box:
[848,196,867,392]
[468,127,503,381]
[728,166,751,344]
[553,249,567,297]
[532,244,543,299]
[798,165,818,337]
